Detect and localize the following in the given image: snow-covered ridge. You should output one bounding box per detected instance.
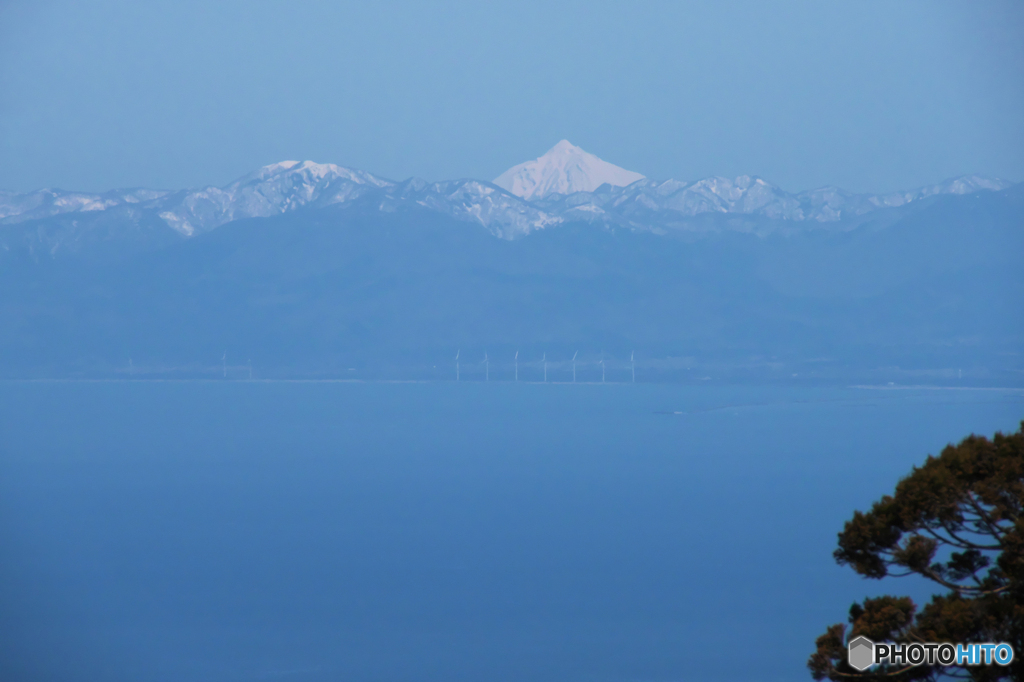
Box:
[153,160,394,237]
[0,188,172,222]
[534,173,1013,226]
[0,145,1015,242]
[0,159,560,240]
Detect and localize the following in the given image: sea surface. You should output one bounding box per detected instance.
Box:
[1,381,1021,682]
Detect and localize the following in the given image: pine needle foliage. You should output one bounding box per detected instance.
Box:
[809,422,1024,682]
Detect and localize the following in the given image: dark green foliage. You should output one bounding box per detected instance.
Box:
[809,423,1024,681]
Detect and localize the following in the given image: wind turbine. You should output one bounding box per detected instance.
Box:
[631,351,635,383]
[515,350,519,382]
[600,351,605,383]
[484,352,489,382]
[456,350,460,381]
[543,352,547,383]
[572,351,578,383]
[222,352,227,379]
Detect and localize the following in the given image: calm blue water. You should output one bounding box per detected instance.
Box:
[0,381,1021,682]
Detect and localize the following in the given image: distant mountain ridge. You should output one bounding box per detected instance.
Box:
[0,144,1014,250]
[0,146,1020,384]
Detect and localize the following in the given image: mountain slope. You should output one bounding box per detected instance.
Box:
[1,186,1021,383]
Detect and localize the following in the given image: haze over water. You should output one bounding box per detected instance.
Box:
[1,381,1021,682]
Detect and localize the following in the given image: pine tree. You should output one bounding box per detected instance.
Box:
[809,423,1024,681]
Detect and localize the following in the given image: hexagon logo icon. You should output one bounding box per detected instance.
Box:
[848,636,875,671]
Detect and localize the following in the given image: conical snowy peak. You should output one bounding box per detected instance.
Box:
[493,140,645,200]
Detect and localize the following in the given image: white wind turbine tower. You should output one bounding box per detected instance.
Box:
[572,351,578,383]
[631,351,635,383]
[455,350,460,381]
[600,351,605,383]
[222,352,227,379]
[543,352,547,383]
[515,350,519,382]
[484,352,489,382]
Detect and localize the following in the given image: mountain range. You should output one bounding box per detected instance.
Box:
[1,142,1021,384]
[0,141,1012,252]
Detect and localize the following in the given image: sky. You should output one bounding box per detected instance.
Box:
[0,0,1022,195]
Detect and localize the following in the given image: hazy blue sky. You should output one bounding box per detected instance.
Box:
[1,0,1021,194]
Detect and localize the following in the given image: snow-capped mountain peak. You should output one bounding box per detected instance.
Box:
[493,140,645,200]
[233,159,392,189]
